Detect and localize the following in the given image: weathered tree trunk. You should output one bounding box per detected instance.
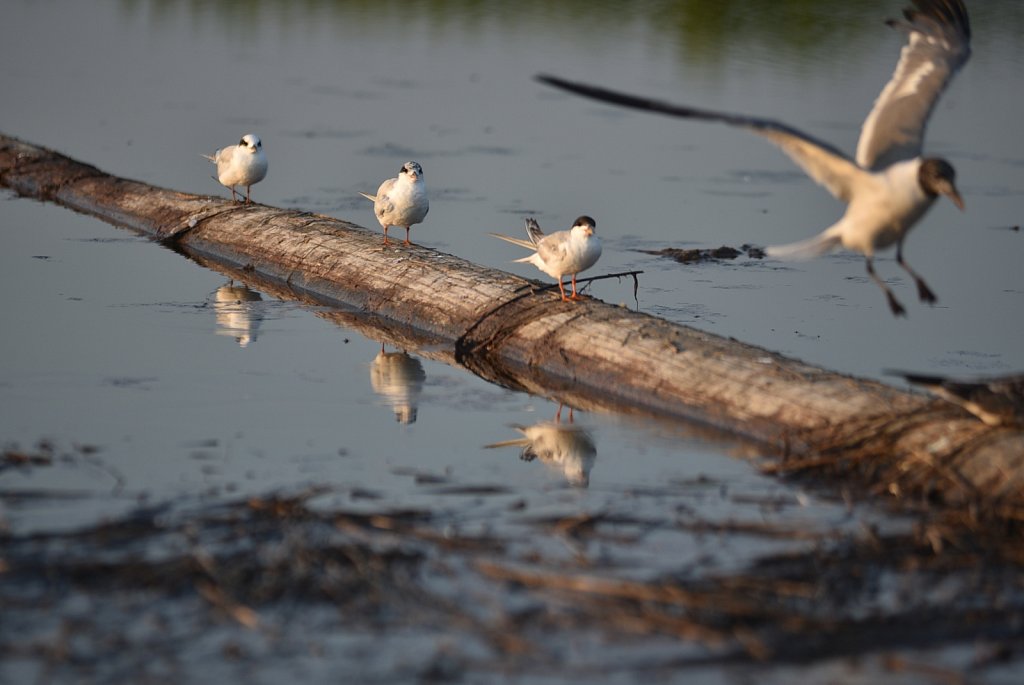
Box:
[2,133,1022,512]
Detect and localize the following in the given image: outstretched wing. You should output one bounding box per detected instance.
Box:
[537,74,865,203]
[856,0,971,171]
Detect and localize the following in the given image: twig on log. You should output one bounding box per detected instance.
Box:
[513,270,644,307]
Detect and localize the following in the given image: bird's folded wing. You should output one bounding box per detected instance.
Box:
[366,177,397,212]
[536,74,864,203]
[535,232,573,265]
[856,0,971,171]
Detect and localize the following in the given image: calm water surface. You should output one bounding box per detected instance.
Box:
[1,1,1023,681]
[2,0,1022,561]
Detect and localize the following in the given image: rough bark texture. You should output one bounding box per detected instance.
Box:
[2,133,1022,511]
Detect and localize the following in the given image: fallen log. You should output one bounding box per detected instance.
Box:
[2,133,1022,513]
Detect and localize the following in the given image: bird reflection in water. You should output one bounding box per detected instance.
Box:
[212,282,263,347]
[370,343,427,425]
[486,405,596,488]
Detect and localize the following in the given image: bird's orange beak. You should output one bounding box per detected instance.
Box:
[947,186,965,211]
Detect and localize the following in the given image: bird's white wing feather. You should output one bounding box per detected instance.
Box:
[856,0,971,170]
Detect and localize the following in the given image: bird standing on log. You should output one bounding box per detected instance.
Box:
[491,216,603,302]
[538,0,972,316]
[359,161,429,246]
[202,134,268,205]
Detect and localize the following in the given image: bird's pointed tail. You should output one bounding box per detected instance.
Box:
[484,426,530,450]
[483,438,531,449]
[490,233,538,251]
[524,217,545,245]
[766,227,842,261]
[358,192,377,202]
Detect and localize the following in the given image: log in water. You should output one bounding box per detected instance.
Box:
[2,132,1021,511]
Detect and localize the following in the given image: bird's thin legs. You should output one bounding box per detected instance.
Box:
[866,257,906,317]
[569,274,582,300]
[557,279,570,301]
[896,240,937,304]
[404,226,411,246]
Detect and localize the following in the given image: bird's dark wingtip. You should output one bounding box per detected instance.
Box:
[905,0,971,40]
[536,74,592,97]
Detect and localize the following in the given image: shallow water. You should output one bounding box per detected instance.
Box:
[2,1,1024,681]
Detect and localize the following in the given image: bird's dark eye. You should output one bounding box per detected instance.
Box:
[239,138,247,146]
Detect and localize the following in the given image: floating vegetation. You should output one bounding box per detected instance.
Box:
[643,244,767,263]
[3,486,1023,682]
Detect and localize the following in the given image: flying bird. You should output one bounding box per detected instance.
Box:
[538,0,971,316]
[359,161,429,246]
[889,370,1024,427]
[202,134,268,205]
[491,216,603,301]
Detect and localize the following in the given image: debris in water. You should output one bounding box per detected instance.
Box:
[642,244,765,263]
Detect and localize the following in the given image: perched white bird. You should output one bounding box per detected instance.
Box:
[491,216,603,301]
[888,370,1024,427]
[359,161,429,246]
[538,0,971,316]
[485,418,597,488]
[370,344,426,424]
[202,134,268,205]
